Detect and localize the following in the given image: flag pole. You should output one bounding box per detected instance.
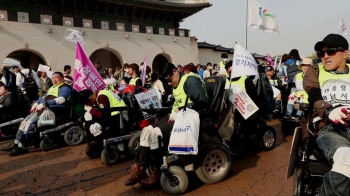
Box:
[245,0,248,50]
[53,28,69,69]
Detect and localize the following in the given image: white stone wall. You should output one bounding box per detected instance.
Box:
[198,48,233,65]
[0,21,199,72]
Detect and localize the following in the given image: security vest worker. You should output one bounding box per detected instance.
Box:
[125,63,208,187]
[303,34,350,196]
[219,53,229,77]
[283,58,311,121]
[1,72,72,156]
[127,63,142,87]
[77,88,127,156]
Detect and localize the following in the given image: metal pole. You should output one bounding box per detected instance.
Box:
[246,0,248,50]
[53,28,68,70]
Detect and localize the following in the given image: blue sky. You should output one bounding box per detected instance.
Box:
[180,0,350,56]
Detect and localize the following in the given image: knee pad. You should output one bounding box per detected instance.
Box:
[332,147,350,178]
[89,123,102,137]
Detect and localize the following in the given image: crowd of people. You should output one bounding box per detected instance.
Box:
[0,33,349,195]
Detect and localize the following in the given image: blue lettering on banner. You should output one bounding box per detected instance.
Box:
[173,125,191,133]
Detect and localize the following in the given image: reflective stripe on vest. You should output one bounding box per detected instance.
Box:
[47,83,66,97]
[294,72,309,104]
[97,90,126,116]
[172,72,200,111]
[269,79,278,86]
[226,76,247,93]
[129,77,140,86]
[319,64,350,105]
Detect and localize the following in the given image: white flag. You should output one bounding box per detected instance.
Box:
[247,0,280,34]
[339,17,347,36]
[231,44,259,82]
[64,29,84,45]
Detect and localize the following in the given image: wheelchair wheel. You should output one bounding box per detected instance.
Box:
[64,126,85,146]
[128,133,140,157]
[195,145,232,184]
[293,168,304,196]
[160,165,188,195]
[259,127,276,151]
[101,145,121,166]
[40,137,54,151]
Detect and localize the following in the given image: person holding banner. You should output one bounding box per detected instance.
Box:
[127,63,143,88]
[125,63,208,187]
[77,89,126,156]
[2,72,72,156]
[265,66,283,119]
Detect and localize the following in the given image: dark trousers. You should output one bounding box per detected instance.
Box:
[136,116,175,168]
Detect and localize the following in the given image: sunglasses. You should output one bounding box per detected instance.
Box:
[317,47,345,58]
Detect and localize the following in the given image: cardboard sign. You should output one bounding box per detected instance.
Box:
[134,89,162,119]
[229,88,259,119]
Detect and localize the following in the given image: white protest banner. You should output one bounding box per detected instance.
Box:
[38,64,51,72]
[272,85,281,99]
[46,71,54,79]
[247,0,280,34]
[134,89,162,119]
[229,88,259,119]
[231,44,259,82]
[65,29,84,45]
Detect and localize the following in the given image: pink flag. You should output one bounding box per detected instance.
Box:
[140,52,148,85]
[267,53,274,66]
[73,42,106,92]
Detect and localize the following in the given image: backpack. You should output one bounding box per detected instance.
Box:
[19,69,38,93]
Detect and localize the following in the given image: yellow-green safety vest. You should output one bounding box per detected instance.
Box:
[97,90,126,116]
[129,77,140,86]
[294,72,309,104]
[226,76,247,93]
[172,72,205,111]
[269,79,278,86]
[319,64,350,105]
[47,83,66,97]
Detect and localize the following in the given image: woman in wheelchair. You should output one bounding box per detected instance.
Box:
[1,72,72,156]
[282,58,311,121]
[77,89,127,156]
[124,63,208,187]
[303,34,350,196]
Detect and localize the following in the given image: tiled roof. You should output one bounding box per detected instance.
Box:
[198,42,234,54]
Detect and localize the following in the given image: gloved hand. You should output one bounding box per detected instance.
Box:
[84,105,92,112]
[288,92,297,100]
[36,104,44,111]
[328,107,350,125]
[30,103,39,113]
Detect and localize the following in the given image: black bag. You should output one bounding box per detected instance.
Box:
[19,69,38,93]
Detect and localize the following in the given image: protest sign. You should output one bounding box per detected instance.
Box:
[38,64,51,72]
[134,89,162,119]
[231,44,259,83]
[65,29,84,45]
[73,42,106,92]
[229,88,259,119]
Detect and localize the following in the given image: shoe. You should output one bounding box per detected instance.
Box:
[125,164,147,186]
[291,116,301,122]
[273,108,280,114]
[86,141,97,154]
[8,147,29,156]
[140,167,161,187]
[1,143,17,152]
[282,115,291,120]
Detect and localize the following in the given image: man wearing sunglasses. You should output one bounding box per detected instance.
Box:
[304,34,350,196]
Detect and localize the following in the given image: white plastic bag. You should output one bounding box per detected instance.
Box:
[168,108,200,155]
[37,108,56,128]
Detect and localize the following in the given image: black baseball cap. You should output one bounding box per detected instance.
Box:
[314,34,349,51]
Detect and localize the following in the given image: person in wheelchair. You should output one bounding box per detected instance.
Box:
[282,58,311,121]
[77,88,126,156]
[265,66,283,118]
[1,72,72,156]
[303,34,350,195]
[125,63,208,187]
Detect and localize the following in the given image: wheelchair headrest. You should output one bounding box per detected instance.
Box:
[204,76,226,112]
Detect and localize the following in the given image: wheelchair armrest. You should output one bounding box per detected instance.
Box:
[299,103,310,111]
[110,106,129,112]
[139,107,172,113]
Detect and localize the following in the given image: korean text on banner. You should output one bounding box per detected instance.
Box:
[229,88,259,119]
[231,44,259,82]
[74,42,106,92]
[38,64,51,72]
[247,0,280,34]
[65,29,85,45]
[134,89,162,119]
